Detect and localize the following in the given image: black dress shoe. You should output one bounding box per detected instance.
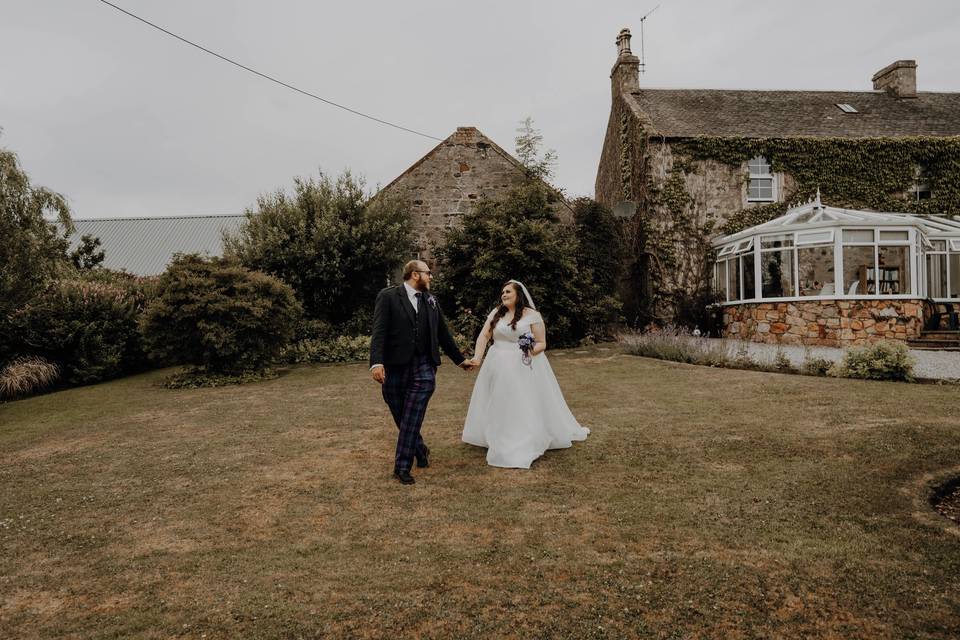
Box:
[393,469,415,484]
[416,445,430,468]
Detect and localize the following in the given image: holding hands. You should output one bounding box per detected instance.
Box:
[459,359,479,371]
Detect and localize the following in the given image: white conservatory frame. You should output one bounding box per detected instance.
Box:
[713,194,960,304]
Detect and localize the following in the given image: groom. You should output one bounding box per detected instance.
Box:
[369,260,473,484]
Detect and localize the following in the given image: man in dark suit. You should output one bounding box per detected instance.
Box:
[370,260,473,484]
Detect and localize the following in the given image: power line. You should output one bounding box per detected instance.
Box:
[95,0,444,141]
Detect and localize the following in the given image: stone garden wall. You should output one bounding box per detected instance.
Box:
[722,299,925,346]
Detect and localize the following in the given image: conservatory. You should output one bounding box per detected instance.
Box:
[712,195,960,346]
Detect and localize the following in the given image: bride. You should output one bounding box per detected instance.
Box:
[461,280,589,468]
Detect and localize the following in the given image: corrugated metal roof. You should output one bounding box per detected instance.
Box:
[65,214,246,276]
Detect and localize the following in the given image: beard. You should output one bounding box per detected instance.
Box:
[415,279,430,292]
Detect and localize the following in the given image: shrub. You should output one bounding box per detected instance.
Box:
[141,255,302,374]
[0,357,60,400]
[282,335,371,364]
[802,356,834,377]
[832,341,915,382]
[8,278,147,385]
[224,171,413,325]
[434,183,619,347]
[162,368,279,389]
[619,325,731,366]
[773,349,796,373]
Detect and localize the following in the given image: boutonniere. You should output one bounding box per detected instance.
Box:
[427,294,437,309]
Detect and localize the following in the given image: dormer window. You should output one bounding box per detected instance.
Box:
[748,156,776,203]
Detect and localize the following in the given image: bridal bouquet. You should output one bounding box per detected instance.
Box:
[518,332,536,367]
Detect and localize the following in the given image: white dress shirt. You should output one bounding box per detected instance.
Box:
[402,281,421,314]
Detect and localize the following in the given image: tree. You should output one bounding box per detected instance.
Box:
[140,255,302,374]
[0,142,73,363]
[69,234,106,271]
[224,171,413,327]
[515,117,558,182]
[570,198,624,338]
[432,182,583,346]
[0,145,73,318]
[572,198,624,295]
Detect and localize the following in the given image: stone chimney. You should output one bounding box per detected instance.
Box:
[611,27,640,97]
[872,60,917,98]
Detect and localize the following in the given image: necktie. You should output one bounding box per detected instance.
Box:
[415,291,424,314]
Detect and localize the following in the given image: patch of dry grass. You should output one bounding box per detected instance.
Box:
[1,345,959,638]
[0,357,60,400]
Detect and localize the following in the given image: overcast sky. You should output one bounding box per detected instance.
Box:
[2,0,958,219]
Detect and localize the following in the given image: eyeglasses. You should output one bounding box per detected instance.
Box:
[416,270,433,276]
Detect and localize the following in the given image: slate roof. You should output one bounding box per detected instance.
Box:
[628,89,960,138]
[65,214,246,276]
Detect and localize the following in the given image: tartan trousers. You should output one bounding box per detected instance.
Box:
[382,354,436,473]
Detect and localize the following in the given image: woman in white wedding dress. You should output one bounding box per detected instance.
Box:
[461,280,589,468]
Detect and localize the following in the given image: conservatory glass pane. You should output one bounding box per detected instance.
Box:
[716,261,728,300]
[950,254,960,298]
[842,229,874,243]
[929,240,947,251]
[797,230,834,245]
[761,249,795,298]
[798,246,835,296]
[742,253,756,299]
[927,253,947,298]
[842,245,876,295]
[878,245,910,295]
[761,234,793,249]
[879,230,909,242]
[728,258,741,302]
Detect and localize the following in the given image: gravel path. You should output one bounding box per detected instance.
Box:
[712,339,960,381]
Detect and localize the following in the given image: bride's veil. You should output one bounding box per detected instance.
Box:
[508,279,536,311]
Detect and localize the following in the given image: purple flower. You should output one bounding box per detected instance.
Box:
[427,294,437,308]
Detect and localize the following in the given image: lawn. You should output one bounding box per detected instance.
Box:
[1,346,959,639]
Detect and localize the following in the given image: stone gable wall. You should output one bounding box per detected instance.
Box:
[381,127,532,260]
[722,299,924,346]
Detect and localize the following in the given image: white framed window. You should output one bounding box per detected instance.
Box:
[911,165,932,201]
[747,156,776,202]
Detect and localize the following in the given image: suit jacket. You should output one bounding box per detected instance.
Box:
[369,285,465,368]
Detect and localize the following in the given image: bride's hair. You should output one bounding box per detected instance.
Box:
[489,281,526,334]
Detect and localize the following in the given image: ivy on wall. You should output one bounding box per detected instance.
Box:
[642,156,717,328]
[675,136,960,235]
[619,134,960,327]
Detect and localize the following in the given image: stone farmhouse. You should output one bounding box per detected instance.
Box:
[378,126,572,260]
[596,27,960,346]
